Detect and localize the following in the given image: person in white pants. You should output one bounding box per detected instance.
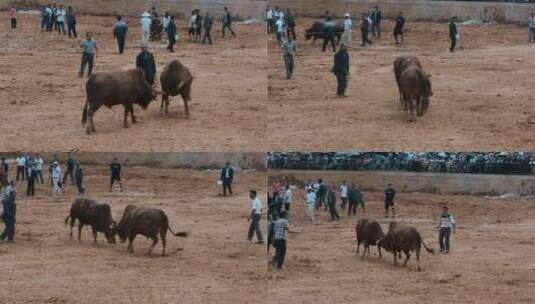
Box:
[51,161,62,199]
[140,11,152,44]
[305,188,316,223]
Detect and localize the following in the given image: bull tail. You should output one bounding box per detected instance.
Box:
[82,99,88,125]
[421,239,434,254]
[65,214,71,224]
[168,225,188,237]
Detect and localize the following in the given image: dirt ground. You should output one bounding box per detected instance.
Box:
[267,18,535,151]
[267,176,535,304]
[0,13,266,152]
[0,166,267,303]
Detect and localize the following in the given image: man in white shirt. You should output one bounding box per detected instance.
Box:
[35,154,44,184]
[275,17,285,45]
[342,13,352,47]
[305,188,316,223]
[188,10,197,41]
[56,4,66,35]
[266,6,274,34]
[437,206,456,253]
[51,161,62,199]
[339,180,348,209]
[283,185,292,211]
[247,190,264,244]
[140,11,152,44]
[15,154,26,181]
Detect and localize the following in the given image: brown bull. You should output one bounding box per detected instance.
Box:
[398,65,433,122]
[394,56,422,110]
[378,223,434,271]
[356,218,384,259]
[82,69,158,134]
[160,60,194,116]
[115,205,188,256]
[305,21,344,46]
[65,198,116,244]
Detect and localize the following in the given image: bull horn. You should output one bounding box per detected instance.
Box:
[176,81,185,90]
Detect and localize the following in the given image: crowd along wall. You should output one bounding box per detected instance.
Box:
[269,0,535,23]
[270,170,535,196]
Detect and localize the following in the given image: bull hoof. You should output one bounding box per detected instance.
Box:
[124,124,129,128]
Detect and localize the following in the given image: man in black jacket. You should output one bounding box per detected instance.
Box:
[202,12,213,45]
[361,13,372,47]
[333,44,349,97]
[66,6,77,38]
[63,152,75,185]
[370,6,382,38]
[220,162,234,196]
[136,44,157,86]
[75,163,85,195]
[394,11,405,46]
[222,7,236,38]
[449,16,458,53]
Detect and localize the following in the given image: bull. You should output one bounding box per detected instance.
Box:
[304,22,344,46]
[65,198,116,244]
[398,65,433,122]
[355,218,384,259]
[82,69,159,134]
[393,56,422,110]
[159,60,194,116]
[115,205,188,256]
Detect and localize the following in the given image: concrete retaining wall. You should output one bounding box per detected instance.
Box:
[269,170,535,196]
[269,0,535,23]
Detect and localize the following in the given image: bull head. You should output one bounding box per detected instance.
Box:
[105,220,118,244]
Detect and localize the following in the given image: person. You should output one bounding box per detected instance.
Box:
[56,4,66,35]
[66,6,77,38]
[275,16,285,46]
[1,157,8,178]
[271,211,289,270]
[222,7,236,38]
[51,3,58,32]
[140,11,152,45]
[370,6,382,38]
[529,13,535,43]
[384,183,396,218]
[162,12,170,37]
[0,181,17,242]
[316,179,327,210]
[113,16,128,54]
[51,161,62,199]
[285,9,296,41]
[333,44,349,97]
[166,16,177,52]
[9,5,16,29]
[341,13,352,48]
[35,154,44,184]
[220,162,234,196]
[15,154,26,181]
[135,43,156,86]
[449,16,458,53]
[281,35,296,79]
[79,32,97,78]
[109,158,123,192]
[202,12,213,45]
[75,162,85,195]
[27,157,38,197]
[437,206,455,253]
[327,185,340,222]
[150,6,158,18]
[63,153,75,185]
[354,186,366,214]
[247,190,264,244]
[323,16,336,52]
[361,13,372,47]
[394,11,405,46]
[305,187,316,223]
[195,10,203,42]
[41,4,52,32]
[339,181,348,210]
[266,6,274,34]
[188,10,197,41]
[283,185,292,211]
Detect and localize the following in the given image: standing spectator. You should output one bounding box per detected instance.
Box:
[188,10,197,41]
[283,185,292,211]
[195,10,203,42]
[271,211,289,270]
[305,187,316,223]
[394,11,405,46]
[247,190,264,244]
[166,16,177,52]
[266,6,274,34]
[529,12,535,43]
[384,183,396,218]
[51,161,62,199]
[275,16,285,46]
[109,157,123,192]
[162,12,170,37]
[281,35,296,79]
[27,157,37,197]
[56,4,66,35]
[1,157,8,178]
[9,5,16,29]
[449,16,458,53]
[51,3,58,32]
[347,183,357,216]
[79,32,98,78]
[66,5,77,38]
[437,206,455,253]
[113,16,128,54]
[0,181,17,242]
[202,12,213,45]
[285,9,296,40]
[327,185,340,222]
[341,13,353,48]
[370,6,382,38]
[316,179,327,210]
[35,154,44,184]
[222,7,236,38]
[136,44,156,85]
[361,13,372,47]
[41,4,52,32]
[339,181,348,210]
[220,162,234,196]
[140,11,152,45]
[63,153,75,185]
[332,44,349,97]
[15,154,26,181]
[75,163,85,195]
[323,16,336,52]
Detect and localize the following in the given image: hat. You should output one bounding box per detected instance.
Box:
[344,13,350,17]
[141,42,148,48]
[142,11,150,17]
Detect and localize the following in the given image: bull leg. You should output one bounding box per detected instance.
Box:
[78,223,84,242]
[91,226,97,244]
[356,239,361,253]
[123,105,129,128]
[165,95,170,114]
[69,218,74,238]
[378,245,382,258]
[147,236,159,256]
[402,250,410,267]
[90,111,96,132]
[407,98,415,122]
[160,94,165,114]
[161,229,167,256]
[183,96,190,118]
[393,252,397,266]
[416,97,422,117]
[130,103,137,123]
[361,244,367,260]
[416,247,421,271]
[127,234,136,253]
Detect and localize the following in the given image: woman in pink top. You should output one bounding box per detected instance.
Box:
[9,5,17,29]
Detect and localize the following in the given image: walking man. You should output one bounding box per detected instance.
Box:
[109,157,123,192]
[283,184,292,211]
[333,44,349,97]
[285,9,296,40]
[370,6,382,38]
[275,16,285,46]
[35,154,44,184]
[437,206,455,253]
[41,4,52,32]
[51,161,62,200]
[394,11,405,46]
[140,11,152,45]
[220,162,234,196]
[62,153,75,185]
[247,190,264,244]
[449,16,458,53]
[15,154,26,181]
[27,157,38,197]
[136,43,157,85]
[166,16,177,52]
[222,7,236,38]
[339,181,348,210]
[66,6,77,38]
[305,187,316,223]
[75,162,85,195]
[323,16,336,52]
[202,12,213,45]
[281,35,296,79]
[384,183,396,218]
[113,16,128,54]
[361,13,372,47]
[271,211,289,270]
[1,181,17,242]
[79,32,97,78]
[327,185,340,222]
[341,13,352,48]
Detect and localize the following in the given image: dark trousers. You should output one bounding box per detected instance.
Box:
[267,19,274,34]
[283,54,294,79]
[286,27,296,40]
[16,166,25,181]
[222,24,236,37]
[57,21,65,34]
[439,227,451,251]
[11,18,16,29]
[340,197,348,209]
[347,201,356,216]
[450,37,456,52]
[361,28,371,47]
[276,31,283,45]
[202,29,212,44]
[117,36,125,53]
[273,239,286,269]
[76,178,85,194]
[0,219,15,241]
[371,23,380,38]
[222,181,232,196]
[335,72,348,96]
[284,202,290,211]
[167,38,176,52]
[80,52,94,77]
[41,17,47,31]
[322,36,336,52]
[328,203,340,221]
[68,23,77,38]
[248,214,263,242]
[27,177,35,196]
[52,16,57,31]
[63,169,74,185]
